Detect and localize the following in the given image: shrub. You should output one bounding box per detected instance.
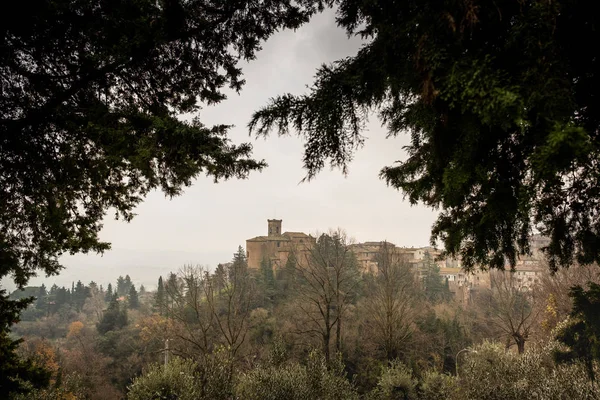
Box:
[236,351,359,400]
[127,357,202,400]
[368,361,418,400]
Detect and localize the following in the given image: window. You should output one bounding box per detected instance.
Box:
[277,242,280,248]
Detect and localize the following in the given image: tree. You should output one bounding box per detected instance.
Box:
[258,257,277,307]
[35,285,47,311]
[164,272,181,318]
[72,280,89,312]
[206,252,255,366]
[555,282,600,382]
[105,283,114,303]
[154,276,166,316]
[422,252,452,304]
[236,351,359,400]
[290,230,360,363]
[250,0,600,272]
[127,355,233,400]
[97,294,128,335]
[128,285,139,310]
[0,290,51,395]
[362,242,417,360]
[1,1,323,393]
[478,271,541,354]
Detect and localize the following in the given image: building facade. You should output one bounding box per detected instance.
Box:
[246,219,314,269]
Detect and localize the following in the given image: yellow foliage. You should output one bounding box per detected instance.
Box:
[138,314,173,343]
[32,340,60,375]
[67,321,84,338]
[541,293,558,332]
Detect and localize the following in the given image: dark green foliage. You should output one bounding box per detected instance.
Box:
[105,283,114,303]
[35,285,47,310]
[213,264,227,293]
[154,276,165,315]
[128,285,139,310]
[257,257,276,307]
[555,283,600,382]
[250,0,600,272]
[416,311,470,374]
[0,290,51,395]
[422,252,452,304]
[1,1,326,392]
[97,294,128,335]
[0,0,325,290]
[72,280,89,312]
[231,246,249,281]
[116,276,133,297]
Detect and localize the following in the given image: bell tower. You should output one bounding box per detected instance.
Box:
[268,219,282,236]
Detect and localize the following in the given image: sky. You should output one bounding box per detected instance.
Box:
[5,8,438,292]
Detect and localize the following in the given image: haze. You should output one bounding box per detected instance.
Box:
[6,9,437,291]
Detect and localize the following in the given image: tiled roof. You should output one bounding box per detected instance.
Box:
[246,235,291,242]
[283,231,310,237]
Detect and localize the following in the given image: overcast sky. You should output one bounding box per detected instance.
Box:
[7,8,438,291]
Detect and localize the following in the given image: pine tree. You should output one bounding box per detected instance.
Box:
[213,264,227,293]
[97,294,127,334]
[124,275,133,295]
[116,276,126,297]
[258,257,276,306]
[0,290,52,394]
[55,287,68,308]
[73,280,88,312]
[139,285,146,295]
[230,246,249,281]
[105,283,113,303]
[35,284,46,310]
[276,252,297,298]
[422,252,452,304]
[128,285,139,309]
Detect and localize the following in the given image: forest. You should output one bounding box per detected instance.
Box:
[8,232,600,399]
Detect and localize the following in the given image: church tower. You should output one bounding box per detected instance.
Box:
[268,219,282,236]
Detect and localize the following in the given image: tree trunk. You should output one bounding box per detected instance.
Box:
[515,335,525,354]
[323,331,330,364]
[336,314,342,354]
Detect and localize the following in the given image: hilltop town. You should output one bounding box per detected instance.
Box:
[246,218,551,304]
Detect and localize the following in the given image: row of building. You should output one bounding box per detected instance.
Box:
[245,219,549,303]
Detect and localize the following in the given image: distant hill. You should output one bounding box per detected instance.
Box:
[1,248,230,292]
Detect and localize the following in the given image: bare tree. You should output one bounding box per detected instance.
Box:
[479,271,542,354]
[204,247,255,365]
[362,242,417,360]
[165,265,216,359]
[83,284,106,324]
[537,262,600,328]
[290,229,360,363]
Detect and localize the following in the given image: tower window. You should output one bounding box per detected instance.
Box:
[277,242,280,247]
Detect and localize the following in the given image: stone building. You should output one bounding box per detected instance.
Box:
[348,241,417,273]
[245,219,314,269]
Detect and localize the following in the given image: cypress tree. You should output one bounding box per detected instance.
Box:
[128,285,139,309]
[105,283,113,303]
[155,277,165,316]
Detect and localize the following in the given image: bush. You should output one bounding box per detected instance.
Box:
[127,357,202,400]
[236,351,359,400]
[419,371,457,400]
[457,341,599,400]
[368,361,418,400]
